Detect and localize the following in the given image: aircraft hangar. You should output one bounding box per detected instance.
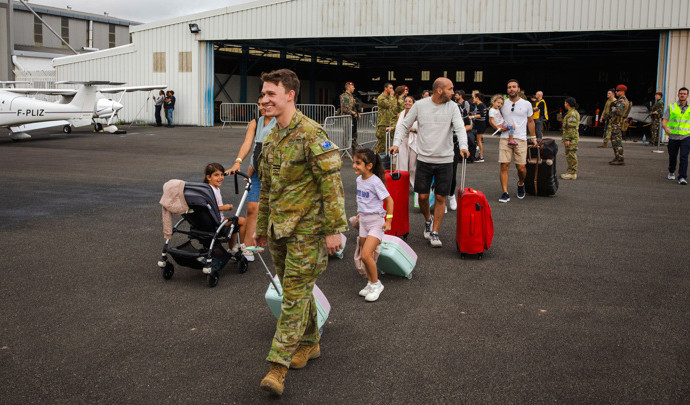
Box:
[52,0,690,127]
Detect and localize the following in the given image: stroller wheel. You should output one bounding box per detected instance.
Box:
[162,262,174,280]
[238,256,249,274]
[207,271,219,288]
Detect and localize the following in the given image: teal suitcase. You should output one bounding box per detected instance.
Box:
[378,235,417,279]
[248,247,331,333]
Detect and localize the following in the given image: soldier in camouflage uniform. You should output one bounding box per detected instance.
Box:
[609,84,630,165]
[598,89,617,148]
[340,81,359,150]
[375,83,396,153]
[650,92,664,146]
[561,97,581,180]
[255,69,348,396]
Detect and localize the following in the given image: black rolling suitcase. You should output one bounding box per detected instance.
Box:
[525,138,559,197]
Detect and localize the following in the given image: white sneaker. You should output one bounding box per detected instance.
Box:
[430,232,442,248]
[365,282,384,302]
[423,218,433,240]
[668,172,676,180]
[447,194,457,211]
[680,178,688,185]
[240,244,255,262]
[359,282,374,297]
[228,245,239,255]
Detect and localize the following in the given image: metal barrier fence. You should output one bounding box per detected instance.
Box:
[357,111,378,146]
[296,104,336,125]
[220,103,259,127]
[323,115,353,160]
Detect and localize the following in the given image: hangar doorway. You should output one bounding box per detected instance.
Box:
[211,30,660,127]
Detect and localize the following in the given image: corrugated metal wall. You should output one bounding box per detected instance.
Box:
[54,0,690,126]
[155,0,690,40]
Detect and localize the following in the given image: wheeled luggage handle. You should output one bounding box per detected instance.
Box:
[390,153,402,180]
[245,246,282,294]
[460,155,467,193]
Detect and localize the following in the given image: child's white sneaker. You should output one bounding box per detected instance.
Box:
[365,282,384,302]
[240,244,255,262]
[359,282,374,297]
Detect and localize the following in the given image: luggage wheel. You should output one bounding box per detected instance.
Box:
[477,253,483,260]
[406,273,412,280]
[319,327,324,335]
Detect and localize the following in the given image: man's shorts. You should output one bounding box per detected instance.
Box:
[358,213,385,241]
[247,169,261,203]
[414,160,453,196]
[498,138,528,165]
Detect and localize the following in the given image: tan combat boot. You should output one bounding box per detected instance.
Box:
[609,159,625,165]
[290,343,321,369]
[597,143,608,148]
[560,173,577,180]
[260,363,288,396]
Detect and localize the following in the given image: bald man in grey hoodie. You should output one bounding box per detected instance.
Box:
[390,77,470,248]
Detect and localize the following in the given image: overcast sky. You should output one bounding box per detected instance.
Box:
[29,0,253,23]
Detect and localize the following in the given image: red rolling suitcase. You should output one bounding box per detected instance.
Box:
[456,159,493,259]
[383,154,410,240]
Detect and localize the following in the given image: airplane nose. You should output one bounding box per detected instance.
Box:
[112,101,123,111]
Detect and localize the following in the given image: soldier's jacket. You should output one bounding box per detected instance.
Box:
[340,92,357,117]
[394,96,405,117]
[562,108,580,143]
[610,96,630,124]
[650,100,665,119]
[257,110,348,239]
[601,98,614,121]
[376,93,396,127]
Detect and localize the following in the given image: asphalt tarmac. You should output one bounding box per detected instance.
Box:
[1,125,688,404]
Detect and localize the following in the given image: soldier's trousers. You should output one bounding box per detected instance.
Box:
[375,125,392,153]
[266,234,327,367]
[611,127,624,160]
[351,118,358,149]
[650,120,660,144]
[565,144,578,174]
[603,122,612,145]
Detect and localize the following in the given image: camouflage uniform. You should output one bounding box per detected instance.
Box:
[650,99,665,144]
[340,91,358,148]
[257,110,348,367]
[562,108,580,174]
[610,96,629,161]
[601,98,615,146]
[375,92,396,153]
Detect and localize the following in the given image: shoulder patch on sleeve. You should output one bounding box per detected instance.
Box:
[309,139,339,156]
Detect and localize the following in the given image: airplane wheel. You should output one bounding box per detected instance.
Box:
[94,123,103,132]
[63,125,72,134]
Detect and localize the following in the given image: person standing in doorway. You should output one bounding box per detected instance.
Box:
[340,81,359,151]
[598,89,617,148]
[164,90,176,127]
[390,77,470,248]
[470,91,487,162]
[497,79,537,203]
[662,87,690,185]
[152,90,165,127]
[650,91,665,146]
[375,83,396,153]
[609,85,629,165]
[255,69,347,396]
[532,91,548,140]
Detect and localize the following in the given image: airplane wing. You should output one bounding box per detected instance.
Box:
[56,81,126,86]
[3,88,78,96]
[99,85,167,94]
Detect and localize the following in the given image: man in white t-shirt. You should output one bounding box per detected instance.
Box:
[497,79,537,203]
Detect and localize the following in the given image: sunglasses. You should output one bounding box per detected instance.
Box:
[511,103,515,112]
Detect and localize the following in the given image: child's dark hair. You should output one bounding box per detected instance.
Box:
[354,147,386,185]
[203,162,225,184]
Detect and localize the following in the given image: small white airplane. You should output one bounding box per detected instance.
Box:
[0,81,166,140]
